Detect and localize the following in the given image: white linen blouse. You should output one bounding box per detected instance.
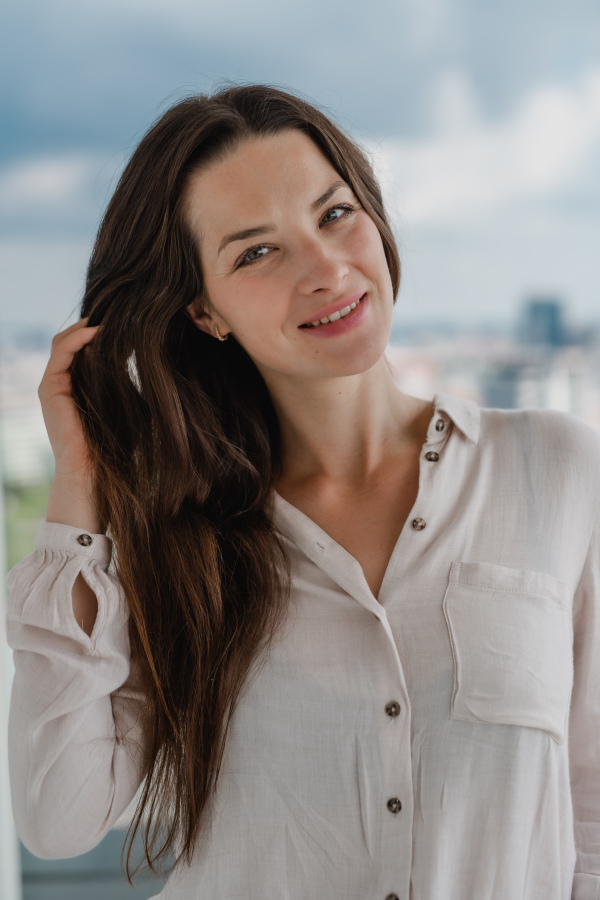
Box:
[6,392,600,900]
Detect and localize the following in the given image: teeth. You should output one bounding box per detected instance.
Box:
[304,295,363,328]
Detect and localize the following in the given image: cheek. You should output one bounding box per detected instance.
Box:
[204,275,269,328]
[226,281,288,336]
[351,218,390,276]
[216,282,290,362]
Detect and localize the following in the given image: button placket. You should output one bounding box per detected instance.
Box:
[413,410,451,529]
[379,681,411,900]
[423,414,450,455]
[375,417,450,897]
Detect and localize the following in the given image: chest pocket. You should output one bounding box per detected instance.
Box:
[442,561,573,743]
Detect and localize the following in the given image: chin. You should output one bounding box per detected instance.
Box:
[312,332,390,379]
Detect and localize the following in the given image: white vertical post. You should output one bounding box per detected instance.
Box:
[0,452,22,899]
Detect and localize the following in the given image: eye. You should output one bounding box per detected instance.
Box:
[244,246,269,263]
[236,244,272,268]
[321,203,357,224]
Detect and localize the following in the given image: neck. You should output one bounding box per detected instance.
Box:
[261,356,432,493]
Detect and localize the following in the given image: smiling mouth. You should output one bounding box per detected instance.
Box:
[299,293,365,328]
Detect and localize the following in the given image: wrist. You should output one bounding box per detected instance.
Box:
[47,475,100,534]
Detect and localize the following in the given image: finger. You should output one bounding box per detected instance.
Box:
[52,317,96,341]
[46,326,100,377]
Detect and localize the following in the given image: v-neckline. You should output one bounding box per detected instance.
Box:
[271,393,454,610]
[272,489,383,613]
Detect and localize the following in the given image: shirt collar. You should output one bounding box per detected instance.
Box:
[431,391,481,445]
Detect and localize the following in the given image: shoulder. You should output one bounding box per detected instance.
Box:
[480,405,600,492]
[481,404,600,452]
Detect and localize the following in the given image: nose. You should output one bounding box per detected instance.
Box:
[295,234,349,295]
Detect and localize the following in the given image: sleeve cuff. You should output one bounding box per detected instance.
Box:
[35,521,112,565]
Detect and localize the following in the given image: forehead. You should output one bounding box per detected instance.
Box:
[184,130,343,248]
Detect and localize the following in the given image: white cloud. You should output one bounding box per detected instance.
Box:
[0,152,125,234]
[0,155,99,211]
[369,66,600,226]
[393,203,600,325]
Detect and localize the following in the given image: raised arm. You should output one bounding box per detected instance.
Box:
[39,318,101,636]
[6,320,149,858]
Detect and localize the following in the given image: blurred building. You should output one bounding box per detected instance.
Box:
[521,298,565,348]
[387,299,600,428]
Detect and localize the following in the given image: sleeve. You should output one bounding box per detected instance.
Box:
[6,522,150,860]
[570,505,600,900]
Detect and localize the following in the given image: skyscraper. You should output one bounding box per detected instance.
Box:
[521,298,565,348]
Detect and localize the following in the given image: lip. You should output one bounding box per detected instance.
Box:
[299,291,367,328]
[298,292,369,339]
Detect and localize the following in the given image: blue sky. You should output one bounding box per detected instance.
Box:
[1,0,600,337]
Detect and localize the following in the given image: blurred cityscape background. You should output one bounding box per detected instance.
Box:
[2,0,600,897]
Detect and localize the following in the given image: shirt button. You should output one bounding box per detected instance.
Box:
[76,534,93,546]
[411,518,426,531]
[435,418,445,431]
[387,797,402,814]
[385,701,401,717]
[386,895,400,900]
[425,451,439,461]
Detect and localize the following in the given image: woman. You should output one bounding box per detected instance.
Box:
[6,85,600,900]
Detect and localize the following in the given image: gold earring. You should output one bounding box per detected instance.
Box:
[214,324,228,342]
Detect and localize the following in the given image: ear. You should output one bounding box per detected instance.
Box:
[186,298,228,340]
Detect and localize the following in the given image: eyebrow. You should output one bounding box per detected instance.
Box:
[216,180,348,256]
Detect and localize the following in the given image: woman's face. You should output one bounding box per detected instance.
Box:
[184,129,394,384]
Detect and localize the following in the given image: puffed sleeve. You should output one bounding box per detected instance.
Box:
[6,522,150,859]
[570,505,600,900]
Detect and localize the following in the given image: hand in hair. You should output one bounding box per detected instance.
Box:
[39,317,101,535]
[39,318,102,636]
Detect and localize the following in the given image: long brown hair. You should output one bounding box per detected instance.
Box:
[72,84,401,877]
